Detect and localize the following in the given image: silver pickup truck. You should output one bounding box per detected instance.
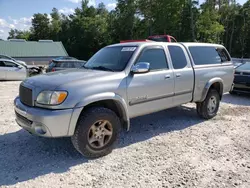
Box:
[14,42,234,158]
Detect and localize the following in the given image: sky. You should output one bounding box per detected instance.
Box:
[0,0,247,40]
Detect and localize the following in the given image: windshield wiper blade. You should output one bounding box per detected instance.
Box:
[91,66,115,72]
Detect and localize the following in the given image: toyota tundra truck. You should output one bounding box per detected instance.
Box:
[14,42,234,158]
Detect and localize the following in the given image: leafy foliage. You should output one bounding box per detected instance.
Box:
[8,29,31,40]
[7,0,250,59]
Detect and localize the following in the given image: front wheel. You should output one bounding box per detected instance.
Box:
[196,89,220,119]
[71,107,121,158]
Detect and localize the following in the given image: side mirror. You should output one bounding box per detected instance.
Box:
[17,65,23,69]
[131,62,150,74]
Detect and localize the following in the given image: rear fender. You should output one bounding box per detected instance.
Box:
[200,78,224,102]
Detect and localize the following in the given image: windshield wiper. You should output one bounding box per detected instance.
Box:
[91,66,115,72]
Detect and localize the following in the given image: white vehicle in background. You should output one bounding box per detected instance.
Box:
[0,59,28,80]
[0,54,27,67]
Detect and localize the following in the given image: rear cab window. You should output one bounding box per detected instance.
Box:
[4,61,18,67]
[189,46,231,65]
[0,61,5,67]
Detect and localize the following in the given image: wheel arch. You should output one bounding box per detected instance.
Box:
[68,93,130,136]
[200,78,224,102]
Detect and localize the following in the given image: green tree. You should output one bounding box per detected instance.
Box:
[50,8,62,41]
[7,0,250,59]
[60,1,110,60]
[8,29,30,40]
[196,2,224,43]
[29,13,50,40]
[179,0,199,42]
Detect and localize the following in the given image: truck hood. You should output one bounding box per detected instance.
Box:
[24,68,119,90]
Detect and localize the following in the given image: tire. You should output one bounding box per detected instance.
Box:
[71,107,121,158]
[196,89,220,119]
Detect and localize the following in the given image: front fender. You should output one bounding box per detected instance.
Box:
[75,92,126,108]
[68,92,130,136]
[200,77,224,102]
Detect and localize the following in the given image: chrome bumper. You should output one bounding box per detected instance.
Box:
[14,97,82,138]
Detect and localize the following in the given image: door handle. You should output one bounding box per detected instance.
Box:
[165,75,171,79]
[176,73,181,78]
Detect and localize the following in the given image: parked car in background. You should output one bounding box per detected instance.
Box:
[14,42,234,158]
[0,59,27,80]
[231,58,243,68]
[0,54,27,67]
[230,62,250,94]
[46,60,86,72]
[49,56,77,64]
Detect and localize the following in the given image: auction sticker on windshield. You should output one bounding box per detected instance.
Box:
[121,47,137,52]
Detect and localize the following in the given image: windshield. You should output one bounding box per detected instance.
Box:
[84,46,137,72]
[236,62,250,71]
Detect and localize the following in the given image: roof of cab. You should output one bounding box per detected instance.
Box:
[108,41,225,48]
[181,42,225,48]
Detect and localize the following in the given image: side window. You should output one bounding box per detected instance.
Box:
[168,46,187,69]
[61,62,69,68]
[137,48,168,70]
[68,62,75,68]
[0,61,5,67]
[74,62,83,68]
[54,62,61,67]
[4,61,17,67]
[189,46,222,65]
[217,48,231,63]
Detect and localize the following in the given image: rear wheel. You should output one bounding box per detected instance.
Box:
[196,89,220,119]
[71,107,121,158]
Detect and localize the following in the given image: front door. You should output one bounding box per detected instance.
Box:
[4,61,26,80]
[0,61,7,80]
[127,46,175,118]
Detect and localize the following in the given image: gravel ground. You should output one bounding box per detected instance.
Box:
[0,81,250,188]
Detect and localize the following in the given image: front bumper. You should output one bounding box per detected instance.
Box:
[14,97,82,138]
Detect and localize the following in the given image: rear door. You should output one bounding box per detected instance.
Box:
[0,61,7,80]
[167,44,194,105]
[4,61,27,80]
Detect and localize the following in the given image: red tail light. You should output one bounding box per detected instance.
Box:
[52,68,55,72]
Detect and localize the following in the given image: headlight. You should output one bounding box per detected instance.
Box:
[36,91,68,105]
